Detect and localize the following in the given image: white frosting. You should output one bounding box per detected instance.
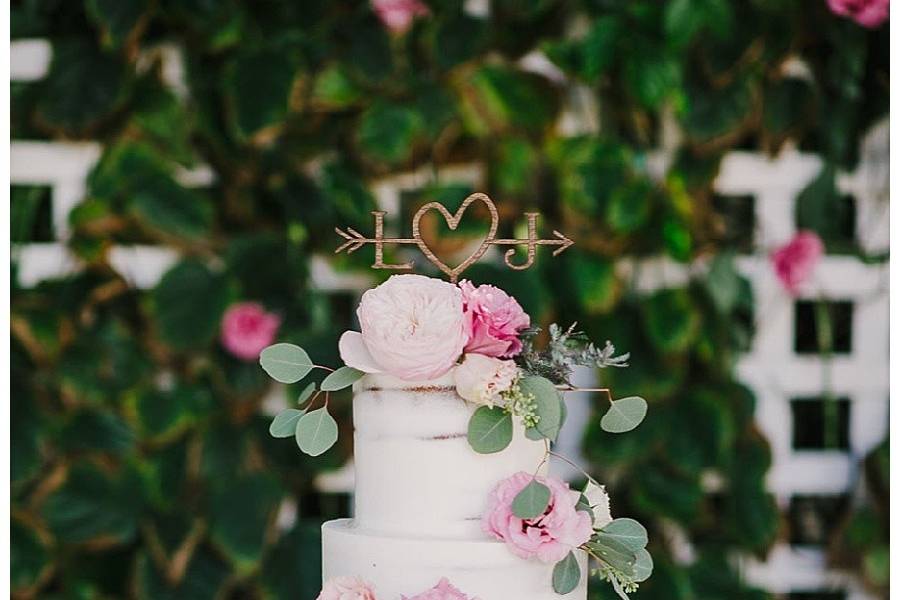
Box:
[323,519,588,599]
[352,372,547,538]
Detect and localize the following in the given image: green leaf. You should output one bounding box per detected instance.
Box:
[511,479,552,519]
[607,181,653,234]
[587,536,637,575]
[519,376,562,441]
[297,381,316,406]
[224,48,299,140]
[11,519,50,592]
[643,289,700,353]
[633,548,654,582]
[552,551,581,594]
[599,518,648,552]
[320,366,364,391]
[269,409,305,438]
[152,260,230,351]
[601,396,648,433]
[130,181,213,240]
[208,474,281,572]
[312,65,363,108]
[467,406,513,454]
[295,407,338,457]
[357,102,424,165]
[259,343,314,384]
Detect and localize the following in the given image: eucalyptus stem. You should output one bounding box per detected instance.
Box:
[549,450,603,489]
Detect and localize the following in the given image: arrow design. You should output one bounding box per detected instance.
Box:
[334,194,574,281]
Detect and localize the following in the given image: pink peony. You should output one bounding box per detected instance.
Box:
[402,578,479,600]
[459,281,530,358]
[770,231,824,295]
[339,275,468,381]
[317,576,377,600]
[482,472,593,564]
[827,0,889,28]
[372,0,430,34]
[454,354,519,407]
[220,302,281,361]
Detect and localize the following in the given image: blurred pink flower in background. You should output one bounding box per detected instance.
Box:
[770,231,825,295]
[459,280,530,358]
[317,577,378,600]
[482,472,593,564]
[402,577,479,600]
[827,0,889,27]
[220,302,281,361]
[372,0,430,34]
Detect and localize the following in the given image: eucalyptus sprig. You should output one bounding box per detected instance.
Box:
[517,323,630,387]
[259,343,364,456]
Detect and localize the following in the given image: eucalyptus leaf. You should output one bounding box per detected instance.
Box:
[320,366,364,392]
[260,344,314,384]
[552,551,581,594]
[599,518,648,552]
[633,548,654,582]
[587,537,637,576]
[467,406,513,454]
[294,408,338,457]
[297,381,316,406]
[519,376,562,441]
[525,426,544,441]
[511,479,551,519]
[600,396,647,433]
[268,409,305,439]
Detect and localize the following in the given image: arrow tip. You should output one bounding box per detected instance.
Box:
[552,230,574,256]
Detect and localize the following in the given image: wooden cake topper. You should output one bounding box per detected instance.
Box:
[334,192,574,283]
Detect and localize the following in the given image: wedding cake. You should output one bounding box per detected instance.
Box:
[260,197,652,600]
[321,371,587,598]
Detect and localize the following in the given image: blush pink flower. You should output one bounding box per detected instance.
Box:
[372,0,430,34]
[770,231,824,295]
[454,354,518,407]
[317,576,377,600]
[482,472,593,564]
[220,302,281,361]
[339,275,468,381]
[402,578,479,600]
[459,281,530,358]
[827,0,889,28]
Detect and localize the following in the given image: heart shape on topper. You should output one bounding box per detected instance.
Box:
[411,193,499,282]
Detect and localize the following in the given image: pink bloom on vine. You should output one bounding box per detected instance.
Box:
[770,231,824,295]
[827,0,889,28]
[372,0,430,34]
[459,280,530,358]
[317,576,378,600]
[220,302,281,361]
[402,578,480,600]
[482,472,592,564]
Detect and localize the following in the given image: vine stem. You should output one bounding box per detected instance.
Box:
[556,385,614,404]
[548,450,603,489]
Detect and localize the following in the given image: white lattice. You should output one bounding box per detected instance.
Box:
[11,40,889,600]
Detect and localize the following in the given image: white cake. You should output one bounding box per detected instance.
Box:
[321,372,589,599]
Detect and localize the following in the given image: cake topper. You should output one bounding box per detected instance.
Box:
[334,192,574,282]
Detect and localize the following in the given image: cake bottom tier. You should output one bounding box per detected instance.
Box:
[322,519,588,600]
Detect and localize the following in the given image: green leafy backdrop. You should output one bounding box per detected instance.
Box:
[11,1,888,599]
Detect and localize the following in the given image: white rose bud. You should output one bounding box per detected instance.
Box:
[454,353,519,407]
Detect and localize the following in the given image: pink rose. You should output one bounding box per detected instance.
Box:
[459,281,530,358]
[339,275,468,381]
[372,0,430,34]
[483,472,593,564]
[317,577,377,600]
[827,0,888,27]
[402,578,479,600]
[770,231,824,295]
[220,302,281,361]
[454,354,518,407]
